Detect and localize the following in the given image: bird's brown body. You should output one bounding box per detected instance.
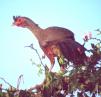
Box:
[13,16,87,71]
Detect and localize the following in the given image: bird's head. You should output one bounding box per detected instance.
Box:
[13,16,30,28]
[13,16,39,29]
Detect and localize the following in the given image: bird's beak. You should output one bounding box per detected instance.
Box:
[12,23,14,26]
[12,22,16,26]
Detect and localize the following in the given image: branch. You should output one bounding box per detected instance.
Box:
[0,77,15,89]
[91,37,101,43]
[17,74,24,90]
[25,43,45,69]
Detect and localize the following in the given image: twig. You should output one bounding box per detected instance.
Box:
[0,77,15,89]
[94,28,101,35]
[91,37,101,43]
[83,37,101,47]
[25,43,45,69]
[17,74,24,90]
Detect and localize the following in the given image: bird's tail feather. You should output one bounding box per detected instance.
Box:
[59,39,87,65]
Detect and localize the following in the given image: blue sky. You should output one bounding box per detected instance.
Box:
[0,0,101,90]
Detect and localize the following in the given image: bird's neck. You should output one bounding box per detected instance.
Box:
[27,22,44,41]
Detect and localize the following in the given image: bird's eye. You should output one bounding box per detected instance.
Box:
[17,18,22,23]
[15,18,25,26]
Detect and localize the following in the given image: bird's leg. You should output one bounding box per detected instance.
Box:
[50,45,67,72]
[50,45,68,72]
[43,47,55,72]
[48,54,55,72]
[51,45,61,57]
[57,56,68,73]
[49,64,54,72]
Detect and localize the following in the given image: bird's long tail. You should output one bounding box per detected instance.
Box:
[59,39,87,65]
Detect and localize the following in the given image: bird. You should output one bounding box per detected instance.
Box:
[12,16,87,72]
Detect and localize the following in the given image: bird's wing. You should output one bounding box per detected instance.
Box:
[44,27,75,42]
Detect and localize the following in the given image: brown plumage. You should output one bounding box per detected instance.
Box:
[13,16,87,71]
